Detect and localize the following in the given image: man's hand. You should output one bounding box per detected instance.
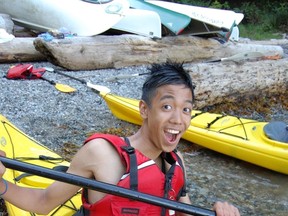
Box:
[0,150,6,178]
[213,201,240,216]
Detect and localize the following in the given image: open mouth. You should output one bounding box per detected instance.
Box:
[165,129,180,143]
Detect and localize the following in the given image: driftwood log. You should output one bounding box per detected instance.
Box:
[0,32,284,69]
[184,58,288,108]
[33,35,284,70]
[0,37,46,62]
[0,13,43,62]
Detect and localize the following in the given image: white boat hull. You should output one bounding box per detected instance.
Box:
[146,0,243,30]
[230,26,240,41]
[0,0,130,36]
[112,8,161,38]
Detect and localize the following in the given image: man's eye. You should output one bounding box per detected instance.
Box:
[163,105,172,110]
[183,107,192,113]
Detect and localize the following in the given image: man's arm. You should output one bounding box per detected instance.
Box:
[0,142,96,214]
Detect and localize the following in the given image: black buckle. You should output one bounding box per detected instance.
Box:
[121,146,135,154]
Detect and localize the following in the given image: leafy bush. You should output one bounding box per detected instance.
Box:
[177,0,211,7]
[210,0,230,9]
[238,2,262,25]
[272,3,288,32]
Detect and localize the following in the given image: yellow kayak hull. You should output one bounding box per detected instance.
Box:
[0,115,81,216]
[103,93,288,175]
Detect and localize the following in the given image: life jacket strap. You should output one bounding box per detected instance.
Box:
[122,137,138,191]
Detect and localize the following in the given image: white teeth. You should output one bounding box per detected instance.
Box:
[166,129,180,134]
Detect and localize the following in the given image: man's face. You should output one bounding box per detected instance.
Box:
[141,84,193,152]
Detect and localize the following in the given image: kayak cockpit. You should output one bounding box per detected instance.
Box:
[264,121,288,143]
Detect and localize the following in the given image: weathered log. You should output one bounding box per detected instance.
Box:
[185,58,288,108]
[0,37,46,63]
[0,13,45,62]
[33,35,284,71]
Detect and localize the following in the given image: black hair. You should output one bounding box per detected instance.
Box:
[141,62,195,107]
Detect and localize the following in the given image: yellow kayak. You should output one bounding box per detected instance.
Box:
[102,93,288,175]
[0,115,81,215]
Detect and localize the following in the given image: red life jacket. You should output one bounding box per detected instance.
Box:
[80,133,187,216]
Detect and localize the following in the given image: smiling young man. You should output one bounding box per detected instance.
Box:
[0,62,240,216]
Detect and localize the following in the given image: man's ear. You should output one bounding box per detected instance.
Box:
[139,100,149,119]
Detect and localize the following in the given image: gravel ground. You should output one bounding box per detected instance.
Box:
[1,62,147,150]
[1,52,288,215]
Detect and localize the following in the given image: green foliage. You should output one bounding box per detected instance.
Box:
[238,24,283,40]
[176,0,231,9]
[210,0,230,9]
[272,3,288,32]
[239,2,262,24]
[177,0,210,7]
[238,1,288,35]
[238,1,287,28]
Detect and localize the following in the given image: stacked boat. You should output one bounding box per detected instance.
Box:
[0,0,243,40]
[0,0,130,36]
[129,0,243,40]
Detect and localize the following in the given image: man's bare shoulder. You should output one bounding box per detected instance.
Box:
[75,138,123,164]
[68,137,125,180]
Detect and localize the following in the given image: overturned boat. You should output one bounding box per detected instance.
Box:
[0,0,130,36]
